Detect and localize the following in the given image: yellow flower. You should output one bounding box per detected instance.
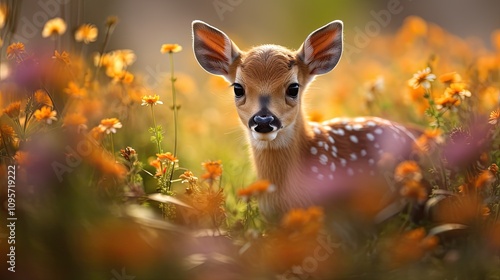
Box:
[34,89,53,107]
[141,95,163,106]
[488,109,500,125]
[75,23,98,44]
[156,152,178,163]
[105,16,119,28]
[201,160,223,181]
[444,82,471,99]
[3,101,21,118]
[408,67,436,89]
[6,42,25,60]
[413,129,444,153]
[42,17,67,38]
[34,106,57,124]
[98,118,122,134]
[52,50,71,65]
[64,81,87,98]
[160,44,182,54]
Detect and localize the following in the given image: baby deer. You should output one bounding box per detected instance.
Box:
[192,20,419,221]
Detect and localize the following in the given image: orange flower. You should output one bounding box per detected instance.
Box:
[160,44,182,54]
[400,180,427,203]
[141,95,163,106]
[179,171,198,185]
[64,81,87,98]
[408,67,436,89]
[489,109,500,125]
[6,42,25,60]
[14,151,28,166]
[435,95,461,110]
[3,101,21,118]
[237,179,275,200]
[439,72,462,84]
[34,106,57,124]
[474,170,495,189]
[280,206,324,237]
[394,160,422,182]
[444,82,471,100]
[42,17,67,38]
[98,118,122,134]
[385,228,438,268]
[34,89,53,107]
[75,23,98,44]
[201,160,223,181]
[105,16,119,28]
[156,152,178,163]
[53,50,71,65]
[149,159,164,177]
[0,3,6,29]
[307,110,324,122]
[413,128,444,153]
[0,124,16,142]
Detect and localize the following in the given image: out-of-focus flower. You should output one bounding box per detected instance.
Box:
[156,152,178,163]
[201,160,223,181]
[42,17,67,38]
[3,101,21,118]
[98,118,122,134]
[444,83,471,100]
[149,159,165,177]
[95,50,136,78]
[394,160,422,183]
[489,163,499,174]
[488,109,500,125]
[237,180,276,201]
[474,170,495,189]
[75,23,98,44]
[0,3,7,29]
[281,206,324,236]
[385,228,438,268]
[492,29,500,51]
[0,124,16,142]
[6,42,25,60]
[14,151,28,166]
[408,67,436,89]
[62,113,88,129]
[400,180,427,203]
[141,95,163,106]
[64,81,87,98]
[112,71,134,84]
[120,147,137,162]
[307,110,324,123]
[439,72,462,84]
[180,171,198,185]
[413,129,444,153]
[34,89,52,107]
[52,50,71,65]
[105,16,118,28]
[34,106,57,124]
[435,95,461,110]
[160,44,182,54]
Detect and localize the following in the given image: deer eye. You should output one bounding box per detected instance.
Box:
[233,83,245,98]
[286,83,299,98]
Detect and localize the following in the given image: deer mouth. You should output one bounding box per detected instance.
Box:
[249,113,282,141]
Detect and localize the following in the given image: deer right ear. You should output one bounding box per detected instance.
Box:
[192,20,241,78]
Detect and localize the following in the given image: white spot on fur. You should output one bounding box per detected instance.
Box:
[354,117,366,123]
[374,128,383,135]
[360,149,367,157]
[328,136,335,144]
[333,128,345,136]
[366,133,375,141]
[350,153,357,161]
[319,154,328,165]
[340,158,347,167]
[368,158,375,166]
[313,126,321,135]
[366,121,376,127]
[310,147,318,155]
[353,123,363,131]
[317,174,324,180]
[330,162,336,172]
[329,174,334,180]
[345,124,353,131]
[347,168,354,176]
[318,141,324,147]
[311,166,319,173]
[350,135,359,143]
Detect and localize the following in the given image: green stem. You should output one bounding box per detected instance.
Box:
[150,106,162,154]
[169,52,179,157]
[109,133,115,161]
[95,24,112,79]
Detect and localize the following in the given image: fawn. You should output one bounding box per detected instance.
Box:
[192,20,419,221]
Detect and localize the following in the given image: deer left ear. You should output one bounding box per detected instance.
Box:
[297,20,343,75]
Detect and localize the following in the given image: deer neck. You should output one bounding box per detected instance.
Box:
[249,110,313,189]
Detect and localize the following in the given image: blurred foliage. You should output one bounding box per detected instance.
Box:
[0,2,499,279]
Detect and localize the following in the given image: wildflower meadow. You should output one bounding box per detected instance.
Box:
[0,1,500,280]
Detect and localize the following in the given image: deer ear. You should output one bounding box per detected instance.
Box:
[192,20,241,78]
[297,20,343,75]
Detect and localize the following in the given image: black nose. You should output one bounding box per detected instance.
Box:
[254,115,274,125]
